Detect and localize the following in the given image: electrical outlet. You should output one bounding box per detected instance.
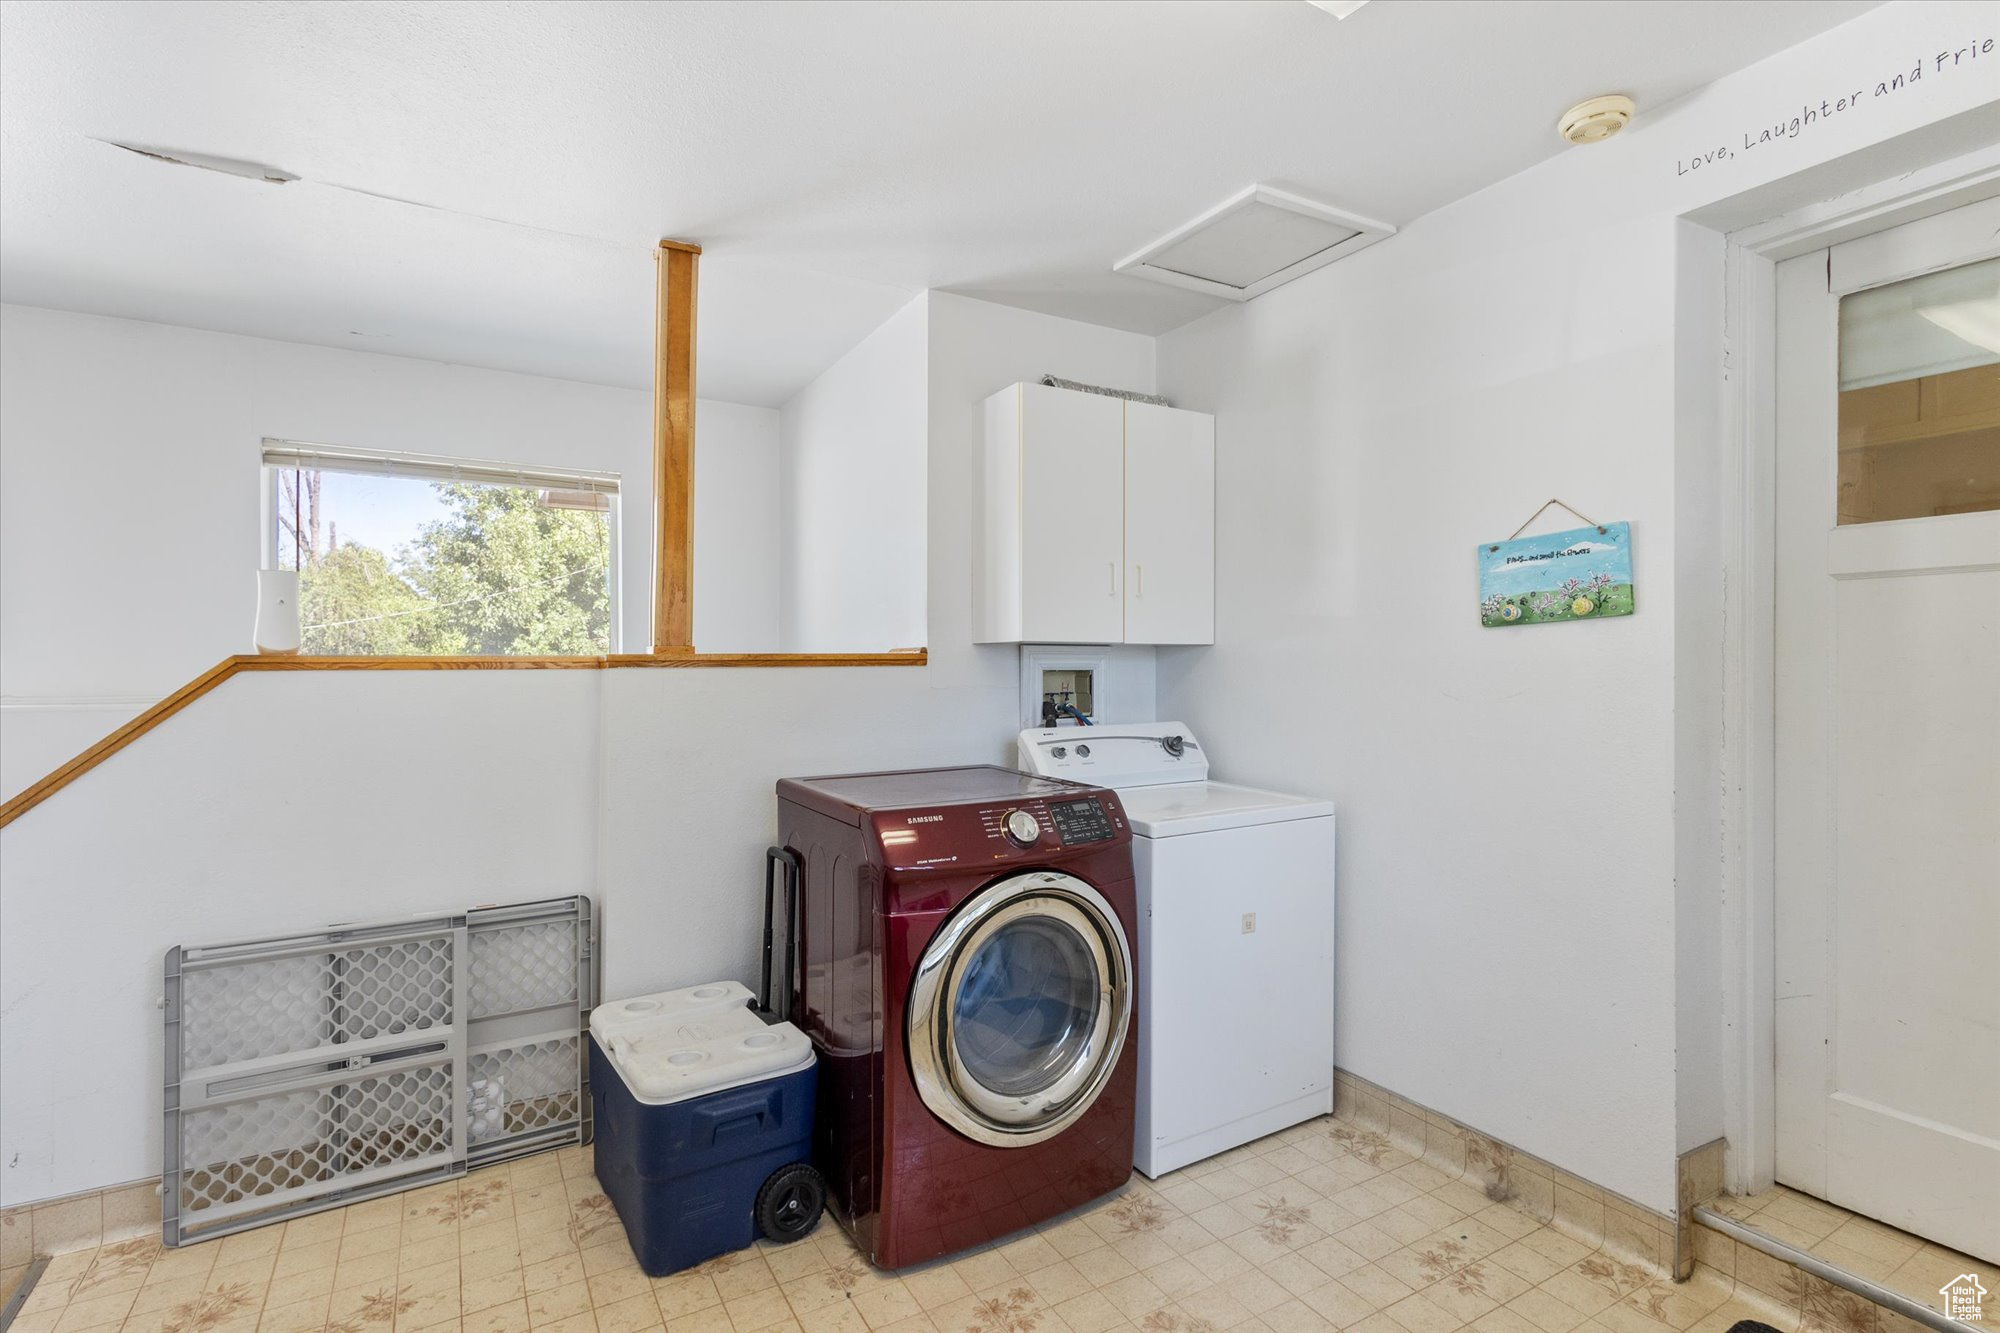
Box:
[1241,912,1256,934]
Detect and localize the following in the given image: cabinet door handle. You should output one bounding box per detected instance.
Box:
[1136,565,1144,598]
[1109,561,1117,597]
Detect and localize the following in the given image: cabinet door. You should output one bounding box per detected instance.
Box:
[1020,384,1126,643]
[1124,402,1214,644]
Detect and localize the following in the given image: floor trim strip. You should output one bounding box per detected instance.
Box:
[0,1256,50,1332]
[1694,1205,1977,1333]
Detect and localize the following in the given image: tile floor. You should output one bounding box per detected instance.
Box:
[1,1116,1934,1333]
[1703,1184,1994,1332]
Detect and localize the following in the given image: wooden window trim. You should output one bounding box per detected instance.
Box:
[0,235,931,829]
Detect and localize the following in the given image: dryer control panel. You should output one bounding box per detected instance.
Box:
[976,799,1059,852]
[864,792,1128,874]
[1047,797,1116,845]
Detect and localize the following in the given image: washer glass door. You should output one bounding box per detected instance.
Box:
[909,871,1132,1147]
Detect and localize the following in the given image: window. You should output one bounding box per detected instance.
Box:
[263,441,620,655]
[1837,256,2000,524]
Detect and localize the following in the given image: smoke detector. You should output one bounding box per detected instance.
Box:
[1558,95,1636,145]
[1114,184,1395,302]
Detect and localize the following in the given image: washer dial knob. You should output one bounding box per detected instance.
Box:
[1003,809,1041,846]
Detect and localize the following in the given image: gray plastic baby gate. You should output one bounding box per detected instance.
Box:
[162,896,596,1246]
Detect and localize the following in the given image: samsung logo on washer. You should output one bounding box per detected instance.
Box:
[906,815,944,824]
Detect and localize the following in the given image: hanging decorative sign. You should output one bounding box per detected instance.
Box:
[1478,503,1634,628]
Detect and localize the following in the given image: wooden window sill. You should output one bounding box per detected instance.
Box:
[239,651,926,669]
[0,649,927,828]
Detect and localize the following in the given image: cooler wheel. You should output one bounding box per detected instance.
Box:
[755,1163,825,1243]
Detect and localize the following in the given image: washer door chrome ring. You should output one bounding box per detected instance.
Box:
[908,871,1133,1148]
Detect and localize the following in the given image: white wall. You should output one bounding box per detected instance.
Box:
[1672,221,1727,1156]
[0,701,150,802]
[0,670,603,1203]
[0,292,1158,1207]
[1154,0,1998,1212]
[777,295,928,652]
[694,400,782,653]
[0,306,782,795]
[0,306,655,695]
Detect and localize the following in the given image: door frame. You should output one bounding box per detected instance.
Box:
[1713,143,2000,1196]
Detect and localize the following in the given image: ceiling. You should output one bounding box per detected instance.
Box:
[0,0,1879,406]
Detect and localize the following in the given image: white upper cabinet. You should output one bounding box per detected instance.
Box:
[975,382,1214,646]
[1124,400,1215,645]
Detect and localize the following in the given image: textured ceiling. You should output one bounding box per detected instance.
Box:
[0,0,1879,404]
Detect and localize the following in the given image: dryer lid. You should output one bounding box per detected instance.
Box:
[590,981,813,1105]
[779,765,1088,826]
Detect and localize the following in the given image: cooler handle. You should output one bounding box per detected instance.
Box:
[693,1083,784,1144]
[759,846,803,1023]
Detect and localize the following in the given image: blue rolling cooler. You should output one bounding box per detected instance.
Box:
[590,981,822,1276]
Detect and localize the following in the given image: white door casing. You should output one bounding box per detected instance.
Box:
[1772,197,2000,1261]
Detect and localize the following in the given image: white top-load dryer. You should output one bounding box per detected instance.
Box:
[1018,722,1335,1177]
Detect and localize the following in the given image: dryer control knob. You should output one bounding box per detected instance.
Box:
[1003,809,1041,846]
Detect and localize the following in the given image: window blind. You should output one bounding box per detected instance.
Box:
[261,439,620,495]
[1836,255,2000,390]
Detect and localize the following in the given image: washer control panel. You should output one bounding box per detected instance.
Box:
[1017,722,1207,788]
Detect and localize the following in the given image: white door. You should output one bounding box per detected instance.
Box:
[1774,195,2000,1261]
[1124,402,1215,645]
[1020,384,1125,643]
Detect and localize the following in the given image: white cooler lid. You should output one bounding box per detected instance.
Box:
[590,981,814,1106]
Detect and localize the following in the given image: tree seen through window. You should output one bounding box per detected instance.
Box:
[275,468,613,655]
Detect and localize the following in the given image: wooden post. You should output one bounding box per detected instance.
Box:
[653,239,701,653]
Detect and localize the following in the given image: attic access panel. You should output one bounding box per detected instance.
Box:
[1114,184,1394,302]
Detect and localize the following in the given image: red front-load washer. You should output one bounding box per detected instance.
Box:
[777,765,1139,1269]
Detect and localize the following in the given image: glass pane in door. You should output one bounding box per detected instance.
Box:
[1837,256,2000,523]
[952,915,1100,1096]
